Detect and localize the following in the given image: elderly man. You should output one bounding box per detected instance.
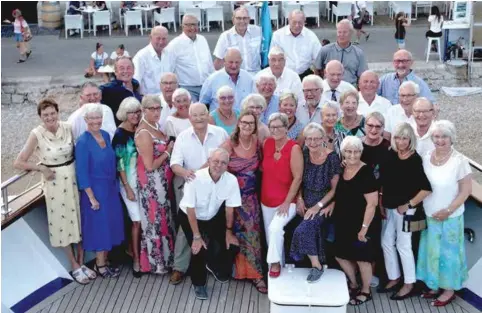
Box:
[296,75,324,125]
[410,97,436,156]
[100,57,142,126]
[320,60,356,104]
[378,49,436,105]
[158,72,179,131]
[255,46,304,106]
[213,7,262,74]
[256,72,280,124]
[271,10,321,78]
[178,148,241,300]
[133,26,173,95]
[385,81,419,136]
[68,82,116,141]
[200,48,255,112]
[170,103,229,286]
[168,14,214,102]
[357,70,392,118]
[315,19,368,86]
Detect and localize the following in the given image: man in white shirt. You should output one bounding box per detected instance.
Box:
[169,103,229,285]
[357,70,392,119]
[271,10,321,78]
[410,97,435,156]
[296,74,324,125]
[68,82,116,141]
[320,60,356,104]
[133,26,173,95]
[213,7,262,75]
[255,46,304,106]
[385,81,419,135]
[158,72,178,131]
[168,14,215,102]
[178,148,241,300]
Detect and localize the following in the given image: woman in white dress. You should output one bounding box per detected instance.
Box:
[164,88,192,138]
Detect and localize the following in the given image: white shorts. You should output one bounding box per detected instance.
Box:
[119,181,141,222]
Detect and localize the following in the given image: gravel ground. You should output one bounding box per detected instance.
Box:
[1,91,481,195]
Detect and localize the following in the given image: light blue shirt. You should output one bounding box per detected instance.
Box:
[260,95,280,124]
[377,71,436,105]
[199,68,256,112]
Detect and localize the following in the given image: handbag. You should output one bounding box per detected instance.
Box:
[22,30,32,42]
[402,206,427,232]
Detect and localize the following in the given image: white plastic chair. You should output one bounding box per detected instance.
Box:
[65,14,84,38]
[269,4,280,29]
[205,5,224,32]
[92,10,111,36]
[153,7,177,32]
[179,1,194,24]
[325,1,332,22]
[332,2,352,23]
[282,3,301,25]
[303,2,320,27]
[184,7,203,29]
[426,37,442,62]
[124,10,143,36]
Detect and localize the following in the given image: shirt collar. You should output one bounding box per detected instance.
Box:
[148,43,161,58]
[393,70,415,81]
[284,26,305,37]
[334,41,353,52]
[358,92,378,104]
[181,32,197,42]
[222,68,241,84]
[188,124,217,137]
[111,79,140,92]
[229,25,251,37]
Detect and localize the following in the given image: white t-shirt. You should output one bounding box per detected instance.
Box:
[13,19,28,34]
[110,50,130,60]
[422,150,472,218]
[428,15,444,33]
[165,116,191,138]
[91,52,109,66]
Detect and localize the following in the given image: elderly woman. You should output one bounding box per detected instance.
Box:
[165,88,192,138]
[135,95,176,274]
[379,123,432,300]
[417,120,472,306]
[335,91,365,137]
[321,101,346,159]
[256,72,279,124]
[75,103,124,278]
[290,123,341,283]
[221,111,267,293]
[209,86,240,134]
[261,113,303,277]
[14,99,94,284]
[241,94,270,142]
[279,92,304,141]
[112,97,142,277]
[333,136,378,306]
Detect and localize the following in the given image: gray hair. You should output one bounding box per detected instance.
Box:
[82,102,103,118]
[303,122,326,138]
[289,9,305,20]
[391,122,417,152]
[255,72,277,85]
[268,46,285,58]
[209,147,230,161]
[141,94,162,109]
[431,120,457,145]
[321,101,342,118]
[337,18,354,31]
[182,13,198,24]
[399,81,420,95]
[365,111,385,127]
[189,102,209,115]
[268,112,289,128]
[413,97,434,109]
[341,136,364,154]
[302,74,324,90]
[279,91,298,107]
[80,82,99,93]
[172,88,191,102]
[160,72,178,84]
[216,85,234,99]
[241,93,266,110]
[116,97,141,122]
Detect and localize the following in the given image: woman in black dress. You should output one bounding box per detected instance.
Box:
[333,136,378,306]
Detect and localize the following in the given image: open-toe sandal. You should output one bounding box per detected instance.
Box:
[81,265,97,280]
[253,279,268,294]
[350,292,372,306]
[94,264,119,278]
[72,268,90,285]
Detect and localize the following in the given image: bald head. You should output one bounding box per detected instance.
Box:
[326,60,344,72]
[150,26,168,54]
[393,49,414,78]
[325,60,344,89]
[224,48,242,76]
[359,70,379,96]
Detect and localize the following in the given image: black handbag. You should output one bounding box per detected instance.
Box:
[402,206,427,233]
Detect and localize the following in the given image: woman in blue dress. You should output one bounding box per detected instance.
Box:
[76,103,125,278]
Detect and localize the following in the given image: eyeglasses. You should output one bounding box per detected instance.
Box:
[366,123,382,130]
[239,121,256,127]
[432,134,449,140]
[127,110,142,115]
[146,106,161,112]
[399,94,416,98]
[269,125,286,131]
[247,105,264,111]
[211,160,228,166]
[219,95,234,101]
[305,137,323,143]
[413,109,433,115]
[344,149,361,155]
[86,116,102,121]
[394,59,411,64]
[303,88,321,94]
[183,23,198,27]
[161,81,177,85]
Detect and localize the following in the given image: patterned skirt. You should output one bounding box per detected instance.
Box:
[290,214,326,264]
[416,215,468,290]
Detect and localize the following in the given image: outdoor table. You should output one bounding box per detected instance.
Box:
[97,65,115,73]
[79,6,99,33]
[133,4,160,31]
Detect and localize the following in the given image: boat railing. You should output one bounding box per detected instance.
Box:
[1,170,41,218]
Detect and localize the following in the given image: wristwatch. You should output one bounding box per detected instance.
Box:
[317,202,324,209]
[407,202,414,209]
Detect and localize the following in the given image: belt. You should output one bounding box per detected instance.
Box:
[41,158,74,168]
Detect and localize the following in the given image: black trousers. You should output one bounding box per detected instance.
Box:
[178,208,237,286]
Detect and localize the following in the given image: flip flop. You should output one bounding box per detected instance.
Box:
[81,265,97,280]
[72,268,90,285]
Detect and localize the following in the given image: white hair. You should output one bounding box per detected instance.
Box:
[321,100,342,118]
[337,18,354,31]
[302,74,324,90]
[365,111,385,127]
[82,103,103,118]
[341,136,364,154]
[268,46,285,58]
[141,94,162,109]
[431,120,457,145]
[399,81,420,95]
[160,72,178,84]
[303,122,326,138]
[241,93,266,110]
[268,112,289,128]
[255,72,277,85]
[189,102,208,115]
[182,13,198,23]
[209,147,230,161]
[216,85,234,99]
[116,97,141,122]
[172,88,191,102]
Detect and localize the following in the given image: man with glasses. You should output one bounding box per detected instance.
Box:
[158,72,179,131]
[68,82,116,141]
[296,74,324,125]
[378,49,436,105]
[357,70,392,119]
[213,7,262,75]
[320,60,356,104]
[385,81,419,137]
[410,97,436,156]
[168,14,214,102]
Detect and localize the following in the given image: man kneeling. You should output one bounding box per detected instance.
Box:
[178,148,241,300]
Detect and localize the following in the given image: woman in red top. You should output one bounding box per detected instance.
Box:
[261,113,303,278]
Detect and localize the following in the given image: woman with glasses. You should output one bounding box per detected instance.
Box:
[135,95,176,274]
[261,113,303,278]
[164,88,192,138]
[221,111,267,293]
[209,86,239,134]
[290,123,341,283]
[241,94,270,142]
[112,97,142,277]
[335,91,365,137]
[321,101,346,159]
[279,92,304,142]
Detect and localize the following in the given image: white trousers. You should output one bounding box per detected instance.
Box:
[261,203,296,265]
[381,208,416,284]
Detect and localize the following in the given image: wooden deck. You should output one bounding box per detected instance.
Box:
[28,265,480,313]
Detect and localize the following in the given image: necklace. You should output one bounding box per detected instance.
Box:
[142,117,159,130]
[239,136,252,151]
[274,139,288,161]
[398,149,411,159]
[432,149,453,165]
[342,116,359,130]
[218,109,233,120]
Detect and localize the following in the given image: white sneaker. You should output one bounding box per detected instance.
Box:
[370,276,380,287]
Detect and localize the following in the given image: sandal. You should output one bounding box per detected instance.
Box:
[72,267,90,285]
[348,282,360,298]
[94,263,120,278]
[350,291,372,306]
[81,265,97,280]
[253,279,268,294]
[421,290,440,299]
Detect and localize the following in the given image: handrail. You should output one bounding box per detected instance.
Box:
[1,171,29,189]
[1,170,31,217]
[468,158,482,173]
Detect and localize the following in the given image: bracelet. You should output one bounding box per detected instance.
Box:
[164,151,171,159]
[362,224,369,228]
[447,208,452,213]
[193,234,201,240]
[122,180,128,186]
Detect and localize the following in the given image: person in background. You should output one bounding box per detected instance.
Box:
[255,72,279,124]
[209,86,240,134]
[261,113,303,278]
[321,101,346,159]
[279,92,304,142]
[164,88,192,138]
[357,71,392,119]
[95,1,107,10]
[112,97,142,277]
[335,91,365,137]
[3,9,32,63]
[394,12,410,50]
[320,60,357,104]
[241,94,271,141]
[426,6,443,52]
[85,42,109,82]
[15,99,95,285]
[352,2,370,44]
[417,120,472,307]
[296,75,324,126]
[120,1,136,15]
[110,44,130,65]
[75,103,125,278]
[158,72,179,132]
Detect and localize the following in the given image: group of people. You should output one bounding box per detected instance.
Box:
[14,5,473,308]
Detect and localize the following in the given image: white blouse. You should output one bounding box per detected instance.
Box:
[422,149,472,218]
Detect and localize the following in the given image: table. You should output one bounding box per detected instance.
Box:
[97,65,114,73]
[442,20,471,61]
[79,6,99,33]
[133,5,160,31]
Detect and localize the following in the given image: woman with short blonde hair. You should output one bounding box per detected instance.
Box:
[335,90,365,137]
[279,92,304,141]
[209,85,239,134]
[165,88,192,137]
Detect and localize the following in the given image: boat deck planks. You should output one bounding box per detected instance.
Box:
[27,265,479,313]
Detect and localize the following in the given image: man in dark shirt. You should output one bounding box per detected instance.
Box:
[100,56,142,125]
